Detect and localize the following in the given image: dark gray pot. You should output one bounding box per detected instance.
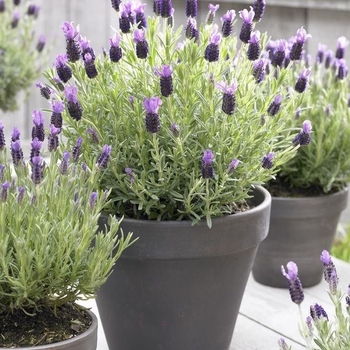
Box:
[0,310,97,350]
[252,187,349,288]
[96,186,271,350]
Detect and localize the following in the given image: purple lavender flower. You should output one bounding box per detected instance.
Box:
[109,33,123,63]
[79,36,96,62]
[87,128,99,143]
[186,0,197,18]
[227,159,240,174]
[292,120,312,146]
[185,17,198,42]
[84,53,98,79]
[134,29,149,59]
[1,181,11,202]
[36,35,46,53]
[281,261,304,305]
[30,137,42,161]
[167,8,175,27]
[155,65,173,97]
[55,54,72,83]
[11,127,20,142]
[97,145,112,169]
[247,30,261,61]
[31,110,45,141]
[239,8,255,44]
[14,0,20,5]
[89,192,98,209]
[111,0,122,12]
[271,40,287,67]
[316,43,327,64]
[170,123,180,137]
[277,338,289,350]
[31,156,45,185]
[204,26,222,62]
[125,167,135,183]
[294,67,311,93]
[0,121,5,150]
[335,36,349,59]
[64,86,83,121]
[61,22,81,62]
[252,0,265,22]
[310,303,328,321]
[320,250,338,294]
[0,0,5,12]
[50,100,64,129]
[289,27,311,61]
[60,151,71,174]
[27,4,40,17]
[206,4,220,25]
[11,11,20,28]
[72,137,83,162]
[324,50,334,69]
[17,186,25,203]
[144,97,162,133]
[201,149,214,179]
[253,59,266,83]
[48,124,61,152]
[134,3,147,28]
[336,58,348,80]
[217,80,238,115]
[119,2,133,33]
[160,0,173,18]
[153,0,161,16]
[221,10,235,38]
[261,151,275,169]
[36,82,51,100]
[267,95,283,116]
[11,140,24,166]
[346,284,350,309]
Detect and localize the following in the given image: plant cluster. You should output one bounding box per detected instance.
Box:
[0,0,47,112]
[266,36,350,193]
[0,120,134,315]
[279,251,350,350]
[37,0,311,226]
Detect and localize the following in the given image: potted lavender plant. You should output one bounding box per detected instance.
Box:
[252,36,350,288]
[0,121,134,349]
[0,0,47,112]
[35,0,309,349]
[279,250,350,349]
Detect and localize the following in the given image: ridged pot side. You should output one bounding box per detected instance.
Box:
[252,187,349,288]
[96,186,271,350]
[0,311,97,350]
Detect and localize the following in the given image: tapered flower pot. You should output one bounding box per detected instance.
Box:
[252,187,348,288]
[0,310,97,350]
[96,186,271,350]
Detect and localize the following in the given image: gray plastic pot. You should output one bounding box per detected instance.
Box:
[0,310,97,350]
[96,186,271,350]
[252,187,348,288]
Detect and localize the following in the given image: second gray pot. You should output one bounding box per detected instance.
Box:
[252,187,348,288]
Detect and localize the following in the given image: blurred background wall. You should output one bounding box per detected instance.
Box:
[2,0,350,144]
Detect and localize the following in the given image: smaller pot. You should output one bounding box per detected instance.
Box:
[252,187,348,288]
[0,310,97,350]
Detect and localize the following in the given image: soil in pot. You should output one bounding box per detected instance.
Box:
[0,303,92,348]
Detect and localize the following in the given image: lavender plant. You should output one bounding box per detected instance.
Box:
[40,0,308,226]
[280,251,350,349]
[266,35,350,194]
[0,0,47,112]
[0,121,134,315]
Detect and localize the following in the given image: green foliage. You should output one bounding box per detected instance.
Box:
[43,8,306,226]
[332,224,350,263]
[0,148,134,314]
[0,0,47,112]
[277,46,350,193]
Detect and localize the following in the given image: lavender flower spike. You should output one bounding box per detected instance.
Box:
[271,40,288,67]
[292,120,312,146]
[252,0,266,22]
[64,86,83,121]
[310,303,328,321]
[11,127,20,142]
[239,7,255,44]
[227,159,240,174]
[32,110,45,141]
[36,82,51,99]
[295,67,311,93]
[0,121,5,150]
[277,338,289,350]
[160,0,173,18]
[186,0,197,18]
[11,11,20,29]
[335,36,349,59]
[144,97,162,133]
[97,145,112,169]
[185,17,199,42]
[31,156,45,185]
[204,25,222,62]
[1,181,11,202]
[202,149,214,179]
[51,100,64,129]
[125,167,135,183]
[30,137,42,161]
[84,53,98,79]
[134,29,149,59]
[261,151,275,169]
[281,261,304,305]
[134,3,147,29]
[36,35,46,53]
[253,59,266,83]
[11,140,24,166]
[216,80,238,115]
[336,58,348,80]
[155,65,173,97]
[61,22,81,62]
[320,250,338,294]
[55,54,72,83]
[221,10,235,38]
[72,137,83,162]
[267,95,283,116]
[60,151,71,175]
[206,4,220,25]
[289,27,311,61]
[48,124,61,152]
[109,33,123,63]
[247,30,261,61]
[89,192,98,209]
